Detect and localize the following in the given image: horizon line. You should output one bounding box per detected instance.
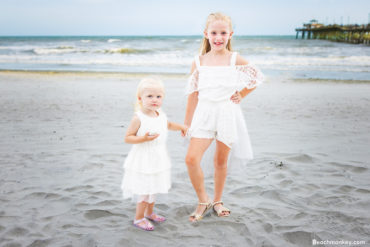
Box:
[0,34,296,37]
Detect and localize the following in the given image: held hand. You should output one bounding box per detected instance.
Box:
[230,91,242,104]
[143,132,159,142]
[181,125,189,137]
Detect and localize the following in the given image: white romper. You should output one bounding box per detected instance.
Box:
[121,109,171,202]
[186,52,264,162]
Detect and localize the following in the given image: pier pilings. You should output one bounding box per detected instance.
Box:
[295,24,370,45]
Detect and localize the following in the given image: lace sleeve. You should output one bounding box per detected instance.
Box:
[185,69,199,95]
[236,64,264,89]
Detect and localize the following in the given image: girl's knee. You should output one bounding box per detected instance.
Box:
[185,154,199,167]
[214,156,228,170]
[214,161,227,170]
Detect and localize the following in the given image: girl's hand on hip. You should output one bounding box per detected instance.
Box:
[230,91,241,104]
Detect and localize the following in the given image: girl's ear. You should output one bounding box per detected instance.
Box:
[204,31,208,39]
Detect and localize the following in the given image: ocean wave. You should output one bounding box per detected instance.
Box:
[32,46,77,55]
[239,46,365,56]
[1,35,369,79]
[107,39,121,43]
[0,54,192,67]
[58,46,74,49]
[1,54,370,72]
[20,46,150,55]
[253,55,370,68]
[102,48,150,54]
[240,46,275,52]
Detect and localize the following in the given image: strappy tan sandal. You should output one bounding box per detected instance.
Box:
[212,201,231,217]
[189,201,212,222]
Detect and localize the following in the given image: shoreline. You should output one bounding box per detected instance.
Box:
[0,69,188,79]
[1,70,370,84]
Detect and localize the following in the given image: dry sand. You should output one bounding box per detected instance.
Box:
[0,71,369,247]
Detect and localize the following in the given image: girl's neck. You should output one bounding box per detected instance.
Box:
[201,49,232,66]
[208,49,230,56]
[141,108,159,117]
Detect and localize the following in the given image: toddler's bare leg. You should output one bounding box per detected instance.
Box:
[135,201,148,220]
[145,202,154,216]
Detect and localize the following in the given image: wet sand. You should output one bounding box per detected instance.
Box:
[0,71,369,246]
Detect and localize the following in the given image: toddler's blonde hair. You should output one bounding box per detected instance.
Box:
[135,77,165,111]
[200,12,233,55]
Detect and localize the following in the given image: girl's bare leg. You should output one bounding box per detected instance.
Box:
[135,201,148,220]
[134,201,155,229]
[145,202,154,216]
[145,202,165,221]
[213,140,231,216]
[185,137,213,222]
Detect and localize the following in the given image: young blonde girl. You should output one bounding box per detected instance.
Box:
[122,78,187,231]
[184,13,264,222]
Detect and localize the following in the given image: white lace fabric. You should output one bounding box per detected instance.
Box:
[186,69,199,95]
[186,63,264,96]
[185,52,264,169]
[235,64,264,89]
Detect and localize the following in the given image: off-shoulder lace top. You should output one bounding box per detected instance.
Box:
[186,52,264,101]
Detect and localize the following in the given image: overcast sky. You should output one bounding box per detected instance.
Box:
[1,0,369,36]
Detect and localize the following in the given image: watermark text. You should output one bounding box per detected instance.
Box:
[312,239,366,246]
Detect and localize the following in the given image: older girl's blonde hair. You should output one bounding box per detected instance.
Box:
[135,77,165,111]
[200,12,233,55]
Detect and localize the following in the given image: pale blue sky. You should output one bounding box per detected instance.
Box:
[1,0,369,36]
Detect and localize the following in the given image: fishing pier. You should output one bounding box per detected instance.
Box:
[296,20,370,45]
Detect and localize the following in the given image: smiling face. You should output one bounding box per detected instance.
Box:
[139,87,164,112]
[204,20,233,52]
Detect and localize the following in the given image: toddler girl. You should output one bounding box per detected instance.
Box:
[122,77,187,230]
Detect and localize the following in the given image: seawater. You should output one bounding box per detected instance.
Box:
[0,36,369,81]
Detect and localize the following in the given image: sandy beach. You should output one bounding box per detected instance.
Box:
[0,71,369,247]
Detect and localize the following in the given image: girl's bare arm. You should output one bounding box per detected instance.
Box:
[168,121,188,136]
[230,54,257,103]
[184,61,199,127]
[124,115,159,144]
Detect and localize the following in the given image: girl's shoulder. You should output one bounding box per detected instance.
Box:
[132,112,142,122]
[235,53,249,66]
[134,110,152,122]
[126,113,141,132]
[190,60,197,74]
[198,53,208,60]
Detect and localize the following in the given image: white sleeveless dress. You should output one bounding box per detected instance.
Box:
[121,109,171,200]
[186,52,264,163]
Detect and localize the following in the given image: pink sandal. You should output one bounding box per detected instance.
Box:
[145,213,166,223]
[133,218,154,231]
